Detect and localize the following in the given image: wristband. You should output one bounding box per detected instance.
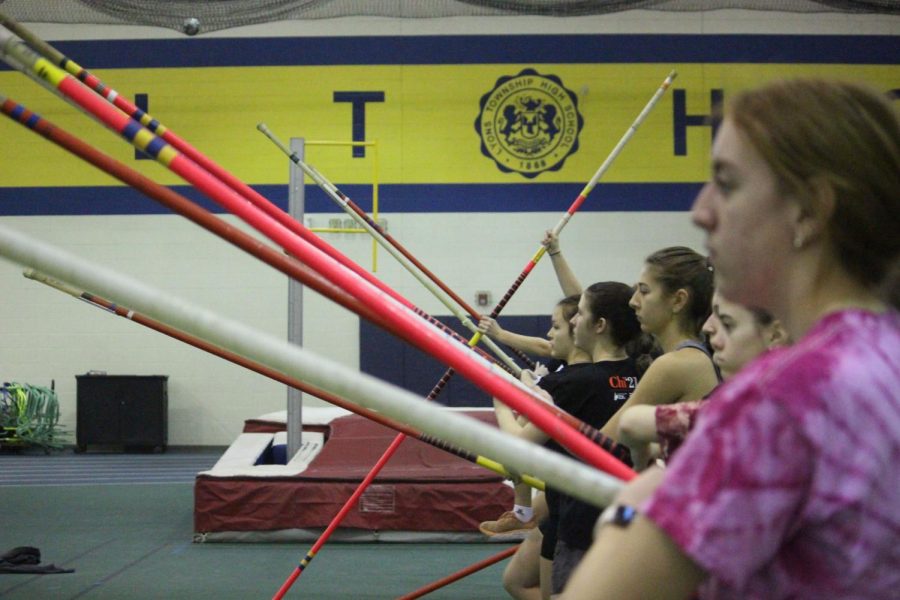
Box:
[548,250,561,256]
[596,503,638,531]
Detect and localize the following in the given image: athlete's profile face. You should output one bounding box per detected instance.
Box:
[548,304,575,360]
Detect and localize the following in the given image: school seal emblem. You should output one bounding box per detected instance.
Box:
[475,69,584,179]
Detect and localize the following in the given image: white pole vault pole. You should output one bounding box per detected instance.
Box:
[0,224,624,509]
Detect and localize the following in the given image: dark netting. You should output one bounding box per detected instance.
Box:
[0,0,896,34]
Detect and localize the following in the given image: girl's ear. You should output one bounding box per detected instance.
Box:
[670,288,689,315]
[791,175,837,250]
[765,320,790,348]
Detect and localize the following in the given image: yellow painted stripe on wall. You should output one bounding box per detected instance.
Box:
[1,64,896,187]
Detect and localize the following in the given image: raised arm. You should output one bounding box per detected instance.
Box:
[542,230,582,297]
[478,316,552,357]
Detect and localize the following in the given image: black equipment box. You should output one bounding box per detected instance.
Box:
[76,374,168,452]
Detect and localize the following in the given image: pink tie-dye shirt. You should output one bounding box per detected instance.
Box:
[643,309,900,599]
[655,399,706,461]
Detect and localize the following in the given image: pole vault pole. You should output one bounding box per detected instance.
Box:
[401,69,679,415]
[0,10,396,299]
[384,75,682,599]
[0,94,394,338]
[468,69,677,350]
[0,32,513,374]
[0,99,507,372]
[0,92,541,489]
[266,126,533,370]
[0,226,627,594]
[0,224,627,507]
[396,545,519,600]
[0,19,513,372]
[0,38,629,481]
[25,269,540,488]
[0,94,542,488]
[258,123,530,375]
[258,124,534,367]
[259,127,480,321]
[267,74,674,596]
[27,270,413,433]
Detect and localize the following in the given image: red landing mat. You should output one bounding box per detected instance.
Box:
[194,411,513,540]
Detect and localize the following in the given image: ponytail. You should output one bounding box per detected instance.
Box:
[625,333,662,378]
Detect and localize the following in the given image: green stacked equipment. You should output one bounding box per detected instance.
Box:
[0,382,67,450]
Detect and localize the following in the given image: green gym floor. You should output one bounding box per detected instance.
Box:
[0,450,513,599]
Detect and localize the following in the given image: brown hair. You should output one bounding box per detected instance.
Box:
[583,281,658,375]
[556,295,581,338]
[727,79,900,306]
[645,246,714,337]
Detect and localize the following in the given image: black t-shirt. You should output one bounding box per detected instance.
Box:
[537,358,640,552]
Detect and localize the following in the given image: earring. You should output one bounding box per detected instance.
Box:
[793,232,805,249]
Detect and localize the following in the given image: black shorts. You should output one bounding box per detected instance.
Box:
[551,539,588,594]
[538,515,558,560]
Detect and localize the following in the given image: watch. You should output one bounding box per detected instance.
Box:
[596,503,638,532]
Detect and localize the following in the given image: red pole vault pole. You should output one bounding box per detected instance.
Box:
[0,10,387,298]
[0,33,629,480]
[271,433,409,600]
[0,34,667,598]
[385,76,679,597]
[29,271,514,482]
[396,545,519,600]
[0,14,512,370]
[467,69,677,352]
[27,268,413,435]
[404,69,679,435]
[258,124,536,370]
[0,48,634,600]
[0,34,506,368]
[267,74,674,597]
[0,95,396,339]
[1,95,537,484]
[256,124,481,323]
